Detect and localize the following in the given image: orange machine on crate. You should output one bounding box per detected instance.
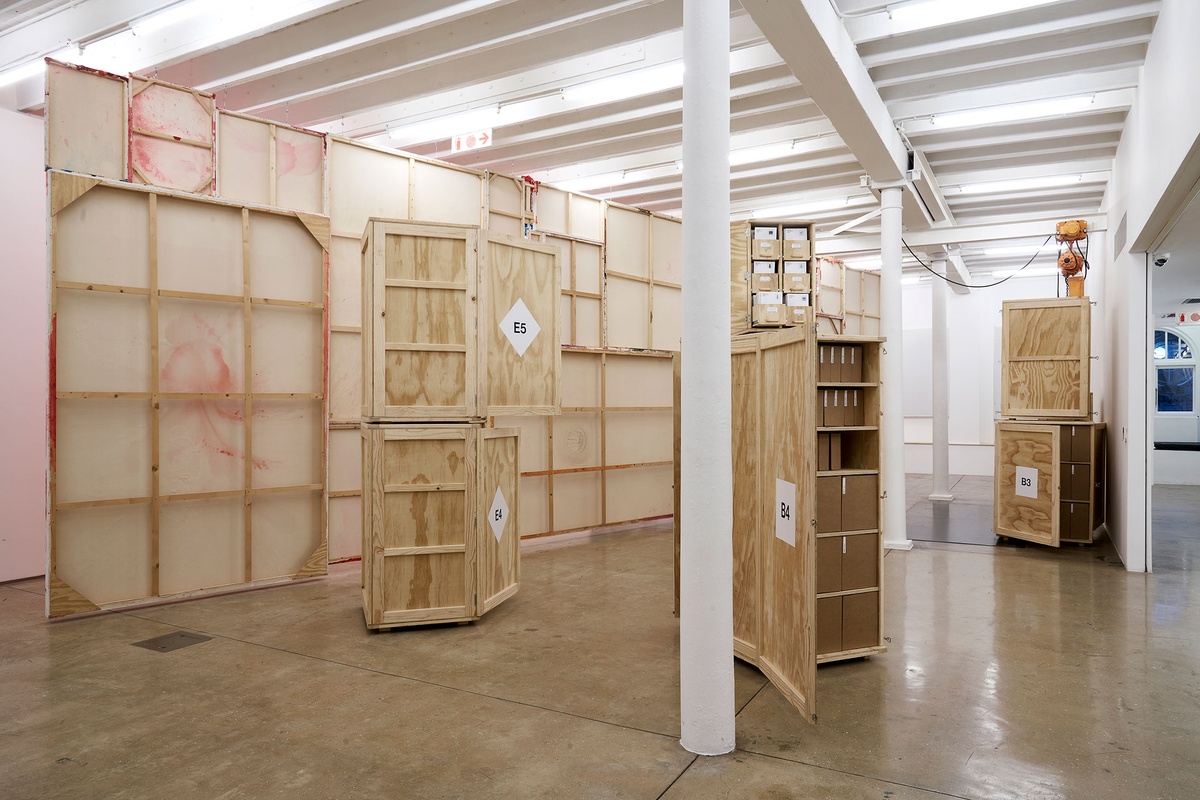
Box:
[1056,219,1089,297]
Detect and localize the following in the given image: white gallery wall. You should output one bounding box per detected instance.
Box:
[899,270,1101,478]
[1102,0,1200,571]
[0,108,47,582]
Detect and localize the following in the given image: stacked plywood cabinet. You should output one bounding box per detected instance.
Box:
[994,297,1106,547]
[815,336,887,662]
[730,220,814,331]
[359,219,560,629]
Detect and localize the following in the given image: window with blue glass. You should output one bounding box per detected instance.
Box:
[1155,329,1195,412]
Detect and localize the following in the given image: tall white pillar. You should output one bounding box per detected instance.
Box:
[879,185,912,550]
[679,0,734,756]
[930,257,953,502]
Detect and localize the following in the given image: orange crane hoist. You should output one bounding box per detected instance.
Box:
[1056,219,1088,297]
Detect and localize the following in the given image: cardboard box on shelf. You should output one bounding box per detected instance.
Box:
[818,432,831,471]
[782,273,810,293]
[841,345,863,383]
[829,432,842,470]
[753,291,784,305]
[818,345,837,382]
[816,476,842,533]
[750,272,780,292]
[841,474,878,531]
[751,303,786,326]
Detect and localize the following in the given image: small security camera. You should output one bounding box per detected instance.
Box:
[1154,253,1171,267]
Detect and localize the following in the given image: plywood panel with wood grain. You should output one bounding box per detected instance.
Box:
[1001,297,1091,419]
[478,428,520,612]
[484,235,561,415]
[994,422,1059,546]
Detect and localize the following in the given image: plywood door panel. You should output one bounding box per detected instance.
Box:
[484,235,561,415]
[757,329,817,722]
[362,221,478,420]
[994,422,1059,546]
[478,428,520,612]
[1001,298,1090,418]
[46,61,127,181]
[363,425,474,627]
[130,78,215,194]
[731,347,761,657]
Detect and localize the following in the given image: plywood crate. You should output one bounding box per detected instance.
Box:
[729,325,818,721]
[994,421,1106,547]
[361,424,519,629]
[1001,297,1091,419]
[361,219,560,421]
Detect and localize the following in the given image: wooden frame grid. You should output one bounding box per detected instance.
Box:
[603,202,682,351]
[496,347,674,539]
[129,76,216,195]
[48,172,329,617]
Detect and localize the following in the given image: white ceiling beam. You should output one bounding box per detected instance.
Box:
[156,0,520,90]
[879,43,1149,103]
[910,116,1126,154]
[244,1,688,124]
[857,1,1160,68]
[939,162,1114,188]
[0,0,172,67]
[898,88,1135,135]
[846,0,1089,44]
[888,67,1140,120]
[945,248,973,295]
[869,20,1154,87]
[822,215,1109,255]
[740,0,907,183]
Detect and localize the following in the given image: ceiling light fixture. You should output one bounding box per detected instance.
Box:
[0,45,80,88]
[957,174,1082,195]
[729,141,796,166]
[750,195,872,219]
[131,1,207,35]
[560,62,684,105]
[888,0,1060,29]
[931,95,1095,129]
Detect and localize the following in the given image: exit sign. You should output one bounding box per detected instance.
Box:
[451,129,492,153]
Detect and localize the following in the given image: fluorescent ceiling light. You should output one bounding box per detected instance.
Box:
[750,195,871,219]
[982,243,1056,257]
[931,95,1095,129]
[889,0,1059,29]
[132,1,207,35]
[561,62,684,105]
[992,267,1062,278]
[0,46,78,88]
[901,275,923,285]
[957,174,1081,195]
[730,141,796,167]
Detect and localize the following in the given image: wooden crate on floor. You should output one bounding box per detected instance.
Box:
[994,421,1106,547]
[361,219,560,421]
[1001,297,1091,419]
[360,424,520,629]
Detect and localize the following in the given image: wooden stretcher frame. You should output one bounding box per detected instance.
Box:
[495,346,675,539]
[129,75,216,195]
[47,171,330,617]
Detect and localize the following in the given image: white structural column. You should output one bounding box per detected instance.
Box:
[879,185,912,550]
[930,257,954,502]
[678,0,734,756]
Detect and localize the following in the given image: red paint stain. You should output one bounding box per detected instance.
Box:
[276,136,322,177]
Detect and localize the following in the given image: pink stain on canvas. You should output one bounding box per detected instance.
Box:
[276,134,322,177]
[161,314,271,471]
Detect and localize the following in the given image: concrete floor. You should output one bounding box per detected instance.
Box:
[2,483,1198,799]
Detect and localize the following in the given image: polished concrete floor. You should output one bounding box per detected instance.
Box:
[3,484,1199,799]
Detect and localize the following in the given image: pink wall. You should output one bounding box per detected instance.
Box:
[0,108,47,581]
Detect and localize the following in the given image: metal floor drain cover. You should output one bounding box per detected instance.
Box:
[132,631,212,653]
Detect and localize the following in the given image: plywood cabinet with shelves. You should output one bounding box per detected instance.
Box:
[994,421,1106,547]
[730,220,815,333]
[814,336,886,663]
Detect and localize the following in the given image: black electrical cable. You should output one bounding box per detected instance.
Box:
[901,233,1057,289]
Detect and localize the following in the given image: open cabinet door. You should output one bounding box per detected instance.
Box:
[994,422,1061,547]
[726,327,817,721]
[754,330,818,722]
[477,427,521,613]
